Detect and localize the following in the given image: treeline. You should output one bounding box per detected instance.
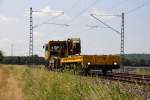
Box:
[0,50,45,65]
[1,56,150,66]
[0,50,3,63]
[1,50,150,66]
[123,58,150,66]
[1,55,45,65]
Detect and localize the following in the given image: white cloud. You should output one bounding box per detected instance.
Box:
[0,38,11,44]
[0,15,18,23]
[33,6,64,17]
[90,8,115,20]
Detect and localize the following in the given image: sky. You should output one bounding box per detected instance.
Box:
[0,0,150,57]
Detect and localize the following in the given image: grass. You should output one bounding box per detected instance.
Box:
[1,65,143,100]
[129,68,150,75]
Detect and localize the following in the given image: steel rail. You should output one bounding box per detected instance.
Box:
[102,73,150,85]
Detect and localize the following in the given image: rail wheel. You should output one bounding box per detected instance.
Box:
[102,69,107,75]
[45,60,51,70]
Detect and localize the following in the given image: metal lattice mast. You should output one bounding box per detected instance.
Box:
[29,7,33,58]
[90,12,125,72]
[120,12,125,71]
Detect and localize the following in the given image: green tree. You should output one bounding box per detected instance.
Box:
[123,58,131,66]
[139,59,146,66]
[147,60,150,66]
[33,54,39,64]
[0,50,4,63]
[131,58,138,66]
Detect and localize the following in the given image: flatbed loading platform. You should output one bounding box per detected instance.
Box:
[61,55,120,70]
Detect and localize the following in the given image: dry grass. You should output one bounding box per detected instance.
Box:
[0,64,144,100]
[11,65,142,100]
[129,68,150,75]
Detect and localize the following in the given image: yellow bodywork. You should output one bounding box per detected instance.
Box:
[61,55,120,67]
[45,50,50,61]
[61,56,83,63]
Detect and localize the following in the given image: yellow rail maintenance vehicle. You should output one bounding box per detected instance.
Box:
[44,38,120,74]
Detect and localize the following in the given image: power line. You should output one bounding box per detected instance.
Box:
[52,0,102,34]
[68,0,100,23]
[125,0,150,14]
[90,14,121,35]
[90,13,125,72]
[43,22,70,27]
[92,14,121,17]
[29,7,64,65]
[86,24,99,28]
[108,0,130,10]
[67,0,80,12]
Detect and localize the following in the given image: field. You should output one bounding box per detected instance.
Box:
[0,64,147,100]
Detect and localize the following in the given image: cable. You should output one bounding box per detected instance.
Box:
[91,14,121,17]
[32,11,64,28]
[109,0,130,10]
[90,14,121,35]
[51,0,101,34]
[125,0,150,14]
[43,22,70,27]
[67,0,80,12]
[35,0,79,33]
[68,0,100,24]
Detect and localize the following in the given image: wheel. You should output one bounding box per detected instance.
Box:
[45,60,50,69]
[102,69,107,75]
[83,67,89,76]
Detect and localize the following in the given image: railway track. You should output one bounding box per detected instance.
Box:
[48,68,150,85]
[101,73,150,85]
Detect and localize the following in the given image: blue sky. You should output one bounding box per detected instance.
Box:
[0,0,150,56]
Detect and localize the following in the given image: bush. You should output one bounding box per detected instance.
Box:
[0,50,4,63]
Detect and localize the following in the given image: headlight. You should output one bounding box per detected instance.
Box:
[114,62,117,65]
[87,62,91,65]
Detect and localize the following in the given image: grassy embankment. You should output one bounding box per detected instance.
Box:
[0,65,143,100]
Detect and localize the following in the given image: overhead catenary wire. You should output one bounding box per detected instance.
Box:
[90,0,150,30]
[67,0,100,24]
[67,0,80,12]
[108,0,130,10]
[38,0,80,33]
[91,14,121,17]
[33,21,70,28]
[46,0,80,24]
[32,10,64,28]
[88,13,121,32]
[75,25,111,35]
[90,13,125,71]
[29,8,65,61]
[52,0,101,34]
[90,14,121,35]
[59,0,104,33]
[43,22,70,27]
[125,0,150,14]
